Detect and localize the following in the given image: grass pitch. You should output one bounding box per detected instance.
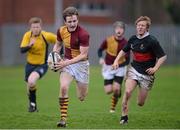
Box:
[0,65,180,129]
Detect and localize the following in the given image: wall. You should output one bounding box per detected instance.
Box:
[0,24,179,66]
[0,0,55,25]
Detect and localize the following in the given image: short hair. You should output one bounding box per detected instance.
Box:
[113,21,125,30]
[135,16,151,29]
[29,17,42,25]
[63,6,78,21]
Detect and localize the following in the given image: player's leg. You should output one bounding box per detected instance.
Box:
[110,76,123,113]
[137,87,148,106]
[76,81,88,101]
[57,71,73,127]
[102,63,114,95]
[120,78,137,124]
[73,60,89,101]
[104,79,113,94]
[27,71,40,112]
[104,79,116,113]
[27,64,48,112]
[137,74,154,106]
[25,64,40,112]
[102,64,115,112]
[110,66,126,113]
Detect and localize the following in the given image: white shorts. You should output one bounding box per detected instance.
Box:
[102,64,127,80]
[127,66,155,90]
[62,60,89,84]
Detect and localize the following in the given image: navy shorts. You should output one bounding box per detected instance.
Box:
[25,63,48,82]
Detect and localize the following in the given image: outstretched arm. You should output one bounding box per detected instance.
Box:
[112,50,126,69]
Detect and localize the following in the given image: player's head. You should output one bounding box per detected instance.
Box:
[63,6,79,32]
[29,17,42,36]
[135,16,151,36]
[113,21,125,40]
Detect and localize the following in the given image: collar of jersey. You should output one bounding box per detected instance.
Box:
[136,32,149,39]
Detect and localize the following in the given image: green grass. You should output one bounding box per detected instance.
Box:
[0,65,180,129]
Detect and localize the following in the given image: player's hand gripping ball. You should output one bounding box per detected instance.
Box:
[47,52,62,72]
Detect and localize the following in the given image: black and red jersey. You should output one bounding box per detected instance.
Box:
[123,34,166,75]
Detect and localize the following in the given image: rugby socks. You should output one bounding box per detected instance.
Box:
[59,97,69,121]
[28,86,37,104]
[110,94,119,111]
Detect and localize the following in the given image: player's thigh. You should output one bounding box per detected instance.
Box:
[113,76,123,90]
[125,78,137,94]
[113,82,120,92]
[60,72,73,88]
[104,84,113,94]
[28,71,40,84]
[104,79,114,93]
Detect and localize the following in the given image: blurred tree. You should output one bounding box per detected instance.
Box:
[110,0,173,24]
[163,0,180,24]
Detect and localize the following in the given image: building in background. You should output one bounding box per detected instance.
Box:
[0,0,175,26]
[0,0,180,65]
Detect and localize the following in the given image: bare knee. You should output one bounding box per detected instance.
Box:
[125,90,132,98]
[61,85,68,97]
[27,80,36,89]
[27,72,39,88]
[104,87,114,94]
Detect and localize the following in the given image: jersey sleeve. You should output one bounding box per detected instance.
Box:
[100,40,107,50]
[151,39,166,58]
[97,40,107,58]
[79,30,89,47]
[20,32,30,47]
[44,32,56,44]
[57,29,62,42]
[123,37,132,52]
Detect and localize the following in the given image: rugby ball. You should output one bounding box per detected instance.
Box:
[47,52,62,71]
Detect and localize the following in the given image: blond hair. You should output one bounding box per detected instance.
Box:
[135,16,151,29]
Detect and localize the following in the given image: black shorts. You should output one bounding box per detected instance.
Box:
[25,63,48,82]
[104,76,124,86]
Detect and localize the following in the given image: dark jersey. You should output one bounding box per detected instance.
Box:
[123,35,166,75]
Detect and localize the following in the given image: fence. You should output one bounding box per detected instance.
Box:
[0,24,179,66]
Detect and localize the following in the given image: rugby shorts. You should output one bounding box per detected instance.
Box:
[62,60,89,84]
[25,63,48,82]
[102,64,127,80]
[127,66,155,90]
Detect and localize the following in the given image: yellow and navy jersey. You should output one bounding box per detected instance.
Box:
[20,30,56,65]
[57,25,89,60]
[99,36,129,66]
